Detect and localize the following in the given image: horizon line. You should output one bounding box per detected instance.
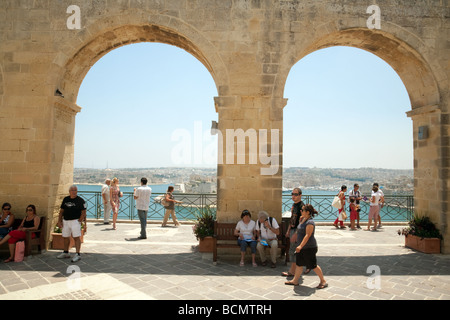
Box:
[74,166,413,171]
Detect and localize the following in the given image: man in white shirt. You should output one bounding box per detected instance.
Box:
[256,211,280,268]
[134,177,152,239]
[102,179,112,224]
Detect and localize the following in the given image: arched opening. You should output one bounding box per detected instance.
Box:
[75,42,218,170]
[283,46,413,222]
[279,29,442,225]
[55,24,225,223]
[284,46,412,170]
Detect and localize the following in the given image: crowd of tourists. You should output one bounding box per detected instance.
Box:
[1,180,386,292]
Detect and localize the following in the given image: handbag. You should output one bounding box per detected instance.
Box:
[341,210,348,221]
[14,240,25,262]
[332,196,342,209]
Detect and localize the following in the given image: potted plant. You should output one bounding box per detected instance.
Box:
[192,206,216,252]
[51,222,85,250]
[398,216,442,254]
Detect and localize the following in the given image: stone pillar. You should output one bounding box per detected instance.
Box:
[49,97,82,228]
[407,105,448,253]
[215,95,286,223]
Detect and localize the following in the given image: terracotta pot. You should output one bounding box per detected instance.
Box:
[405,234,440,254]
[51,231,84,250]
[198,236,214,253]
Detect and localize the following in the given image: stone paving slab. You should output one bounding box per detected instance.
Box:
[0,223,449,300]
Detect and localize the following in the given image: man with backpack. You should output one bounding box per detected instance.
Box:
[256,211,280,268]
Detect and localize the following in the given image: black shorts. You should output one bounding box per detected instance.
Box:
[295,247,318,270]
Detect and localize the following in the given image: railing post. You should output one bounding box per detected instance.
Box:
[97,192,101,219]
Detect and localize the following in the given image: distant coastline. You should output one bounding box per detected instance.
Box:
[74,166,413,195]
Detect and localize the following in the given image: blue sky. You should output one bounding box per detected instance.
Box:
[75,43,412,170]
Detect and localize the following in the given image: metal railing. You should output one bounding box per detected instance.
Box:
[79,191,413,223]
[282,194,414,222]
[79,191,217,222]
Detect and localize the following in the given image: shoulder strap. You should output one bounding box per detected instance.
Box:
[258,217,273,228]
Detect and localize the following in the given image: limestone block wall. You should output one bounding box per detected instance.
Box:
[0,0,448,252]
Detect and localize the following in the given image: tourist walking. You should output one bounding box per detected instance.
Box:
[333,185,347,229]
[285,204,327,289]
[0,203,15,239]
[161,186,182,227]
[0,205,40,263]
[366,184,382,231]
[348,183,362,228]
[373,183,385,228]
[102,179,112,225]
[134,177,152,239]
[256,211,280,268]
[282,188,305,277]
[110,177,121,230]
[234,209,257,267]
[57,185,86,262]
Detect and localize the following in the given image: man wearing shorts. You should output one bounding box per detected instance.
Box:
[57,185,87,262]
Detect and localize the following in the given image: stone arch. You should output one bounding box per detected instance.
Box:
[49,18,229,230]
[277,27,448,251]
[277,28,441,110]
[59,18,229,104]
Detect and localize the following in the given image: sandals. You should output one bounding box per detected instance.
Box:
[281,271,294,277]
[284,281,299,286]
[4,257,13,263]
[316,282,328,289]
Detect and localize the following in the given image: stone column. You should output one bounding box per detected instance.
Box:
[407,105,448,253]
[215,96,286,223]
[49,97,82,228]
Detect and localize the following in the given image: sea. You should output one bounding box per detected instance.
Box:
[76,184,412,222]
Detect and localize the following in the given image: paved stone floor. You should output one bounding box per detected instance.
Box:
[0,222,449,300]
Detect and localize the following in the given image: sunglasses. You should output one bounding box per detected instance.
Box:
[291,193,301,196]
[3,207,11,210]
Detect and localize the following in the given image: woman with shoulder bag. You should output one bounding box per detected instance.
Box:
[333,185,347,229]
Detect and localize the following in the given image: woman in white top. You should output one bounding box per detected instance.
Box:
[366,185,381,231]
[234,210,257,267]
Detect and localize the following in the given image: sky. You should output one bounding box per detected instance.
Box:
[75,43,413,170]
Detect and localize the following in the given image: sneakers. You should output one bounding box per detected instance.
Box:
[56,252,70,259]
[56,252,81,262]
[71,254,81,263]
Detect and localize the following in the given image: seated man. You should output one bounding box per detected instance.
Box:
[256,211,280,268]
